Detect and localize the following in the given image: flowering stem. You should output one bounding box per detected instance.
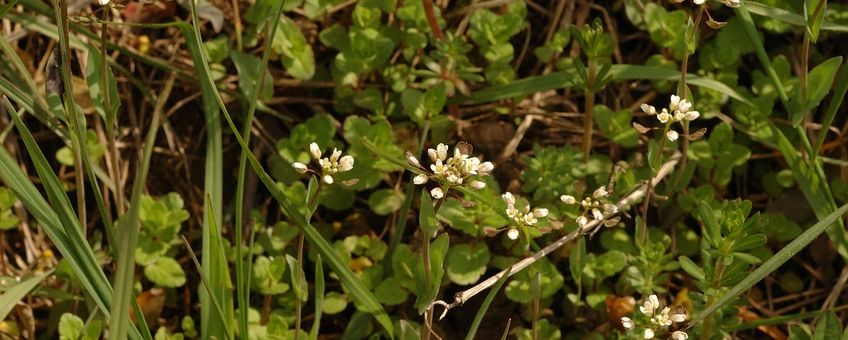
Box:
[582,61,597,163]
[422,196,445,340]
[675,5,704,184]
[295,181,323,340]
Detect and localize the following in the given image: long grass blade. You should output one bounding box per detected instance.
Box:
[465,266,511,340]
[692,202,848,324]
[309,255,324,340]
[176,2,394,334]
[108,73,173,340]
[234,0,287,335]
[181,234,232,340]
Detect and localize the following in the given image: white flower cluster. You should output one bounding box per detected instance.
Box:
[640,94,700,142]
[292,142,354,184]
[621,294,688,339]
[501,192,549,240]
[673,0,740,7]
[408,142,494,199]
[561,186,620,229]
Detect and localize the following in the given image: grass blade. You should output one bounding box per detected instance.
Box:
[692,202,848,324]
[0,271,51,320]
[181,233,232,340]
[108,73,173,340]
[745,1,848,32]
[812,63,848,158]
[465,266,512,340]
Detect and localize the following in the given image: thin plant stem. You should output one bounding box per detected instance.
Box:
[582,62,596,163]
[296,181,323,340]
[699,259,725,340]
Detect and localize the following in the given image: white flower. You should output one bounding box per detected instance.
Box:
[407,154,421,168]
[671,312,687,323]
[533,208,549,218]
[338,155,354,172]
[592,208,604,221]
[430,187,444,199]
[436,143,449,160]
[413,174,429,185]
[323,175,334,184]
[678,98,692,113]
[292,162,308,174]
[502,192,515,205]
[593,187,609,199]
[640,295,660,317]
[309,142,322,160]
[507,228,520,240]
[98,0,110,5]
[674,110,686,122]
[667,130,679,141]
[669,95,681,111]
[684,111,700,121]
[644,328,655,339]
[641,103,657,115]
[671,331,688,340]
[479,161,494,174]
[621,317,634,330]
[603,203,618,215]
[654,307,673,326]
[576,215,588,227]
[694,0,705,4]
[470,180,486,189]
[560,195,576,204]
[657,110,671,124]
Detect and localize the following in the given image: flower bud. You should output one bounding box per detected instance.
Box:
[309,142,322,160]
[292,162,308,174]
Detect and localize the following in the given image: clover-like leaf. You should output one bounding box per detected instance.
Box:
[144,256,187,288]
[445,243,490,285]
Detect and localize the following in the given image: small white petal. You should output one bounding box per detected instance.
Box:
[507,228,519,240]
[592,208,604,221]
[667,130,679,142]
[98,0,110,5]
[685,110,700,121]
[670,95,680,111]
[533,208,549,218]
[413,174,428,185]
[323,175,334,184]
[338,155,354,172]
[309,142,322,160]
[436,143,448,160]
[576,215,588,227]
[330,148,342,162]
[671,313,687,323]
[671,331,688,340]
[292,162,308,174]
[603,203,618,214]
[407,154,421,167]
[693,0,705,4]
[657,111,670,124]
[644,328,655,339]
[478,161,494,174]
[427,148,438,162]
[430,187,444,199]
[649,295,659,310]
[593,187,609,199]
[621,317,634,330]
[502,192,515,205]
[470,180,486,189]
[640,103,656,115]
[560,195,576,204]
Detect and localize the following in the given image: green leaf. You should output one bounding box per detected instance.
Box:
[230,50,274,102]
[59,313,101,340]
[144,257,187,288]
[570,237,586,286]
[368,189,405,215]
[252,255,289,295]
[85,43,119,123]
[446,243,490,285]
[678,256,705,282]
[0,273,49,321]
[375,277,409,305]
[806,0,828,42]
[693,202,848,324]
[286,254,309,302]
[419,190,438,237]
[414,234,449,313]
[322,292,349,314]
[505,258,564,303]
[272,16,315,80]
[814,312,842,340]
[792,57,842,124]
